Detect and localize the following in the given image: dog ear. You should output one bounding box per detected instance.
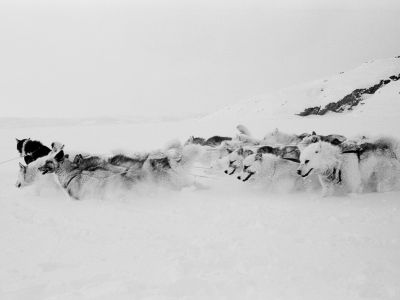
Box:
[255,153,263,161]
[73,154,83,164]
[51,142,65,152]
[16,138,21,143]
[312,131,317,135]
[54,150,65,162]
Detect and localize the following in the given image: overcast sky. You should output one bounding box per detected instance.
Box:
[1,0,400,118]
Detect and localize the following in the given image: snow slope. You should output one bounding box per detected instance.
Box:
[1,57,400,300]
[202,57,400,138]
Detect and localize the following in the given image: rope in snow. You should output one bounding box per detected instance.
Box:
[192,166,213,170]
[188,173,222,180]
[0,156,21,166]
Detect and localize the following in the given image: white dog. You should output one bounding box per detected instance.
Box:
[297,142,385,196]
[237,152,304,192]
[261,128,302,146]
[224,147,255,175]
[16,156,59,194]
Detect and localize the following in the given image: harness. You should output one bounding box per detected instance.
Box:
[325,167,342,184]
[341,142,397,162]
[341,149,362,162]
[63,172,80,189]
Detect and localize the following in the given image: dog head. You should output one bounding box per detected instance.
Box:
[224,147,254,175]
[38,150,65,175]
[15,162,28,188]
[236,153,263,182]
[297,133,322,150]
[16,138,30,156]
[297,142,340,178]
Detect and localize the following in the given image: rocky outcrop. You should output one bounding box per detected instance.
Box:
[297,73,400,116]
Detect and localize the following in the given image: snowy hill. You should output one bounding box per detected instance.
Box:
[201,57,400,138]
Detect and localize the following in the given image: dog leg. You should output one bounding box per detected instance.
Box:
[319,175,331,197]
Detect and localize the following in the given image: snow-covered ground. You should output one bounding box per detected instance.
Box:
[1,57,400,299]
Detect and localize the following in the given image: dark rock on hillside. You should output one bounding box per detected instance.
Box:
[297,73,400,116]
[297,106,321,116]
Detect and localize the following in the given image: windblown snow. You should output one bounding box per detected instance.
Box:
[1,57,400,300]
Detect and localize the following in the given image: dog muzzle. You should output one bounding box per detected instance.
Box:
[38,166,49,175]
[224,167,237,175]
[241,171,255,182]
[299,168,313,178]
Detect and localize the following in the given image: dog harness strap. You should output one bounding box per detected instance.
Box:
[331,168,342,184]
[342,149,362,161]
[338,169,342,184]
[63,173,80,189]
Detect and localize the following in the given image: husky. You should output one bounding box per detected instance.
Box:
[37,149,133,200]
[16,138,51,164]
[107,153,149,180]
[185,135,232,147]
[234,124,261,144]
[300,138,400,196]
[236,152,304,192]
[191,140,234,169]
[15,143,71,189]
[235,134,260,145]
[297,142,364,196]
[184,136,206,146]
[140,142,202,188]
[108,154,148,169]
[261,128,303,146]
[16,155,58,190]
[352,137,400,192]
[224,147,255,175]
[71,153,133,176]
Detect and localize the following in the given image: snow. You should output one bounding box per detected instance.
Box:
[203,57,400,137]
[1,58,400,299]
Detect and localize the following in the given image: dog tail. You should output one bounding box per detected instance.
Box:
[236,134,260,145]
[236,124,252,137]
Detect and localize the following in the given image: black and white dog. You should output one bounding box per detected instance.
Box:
[16,138,52,165]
